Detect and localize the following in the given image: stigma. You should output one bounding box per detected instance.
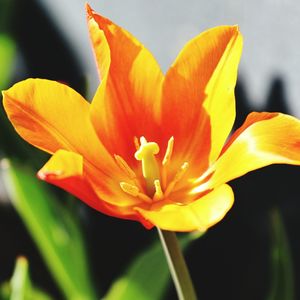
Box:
[134,137,160,195]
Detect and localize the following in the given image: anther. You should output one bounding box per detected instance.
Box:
[161,136,174,189]
[174,162,189,181]
[120,182,152,203]
[120,182,139,196]
[164,162,189,197]
[162,136,174,166]
[134,136,140,150]
[153,179,163,201]
[114,155,137,179]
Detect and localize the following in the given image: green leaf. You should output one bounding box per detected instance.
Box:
[0,256,53,300]
[105,231,202,300]
[266,208,295,300]
[10,256,30,300]
[1,160,97,300]
[0,34,15,90]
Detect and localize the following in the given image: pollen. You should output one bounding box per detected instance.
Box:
[120,182,152,203]
[162,136,174,188]
[162,136,174,166]
[153,179,164,201]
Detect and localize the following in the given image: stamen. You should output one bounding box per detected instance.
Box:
[134,136,140,150]
[162,136,174,166]
[120,182,139,196]
[164,162,189,197]
[194,164,215,183]
[140,136,147,145]
[120,182,152,203]
[114,155,137,179]
[153,179,163,201]
[135,140,160,195]
[161,136,174,189]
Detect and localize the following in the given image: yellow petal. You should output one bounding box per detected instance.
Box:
[203,26,243,163]
[207,112,300,189]
[161,26,243,176]
[87,5,164,161]
[2,78,117,175]
[136,184,234,232]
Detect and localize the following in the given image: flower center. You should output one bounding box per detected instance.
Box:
[117,136,189,204]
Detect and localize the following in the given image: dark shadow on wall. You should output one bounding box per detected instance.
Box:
[183,78,300,300]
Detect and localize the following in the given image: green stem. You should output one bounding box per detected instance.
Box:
[157,228,197,300]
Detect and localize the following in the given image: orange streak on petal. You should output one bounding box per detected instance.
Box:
[208,112,300,189]
[162,26,242,176]
[87,5,164,161]
[136,184,234,232]
[2,78,119,178]
[86,4,110,81]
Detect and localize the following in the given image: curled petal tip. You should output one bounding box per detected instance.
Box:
[85,3,94,18]
[37,170,48,181]
[37,169,63,181]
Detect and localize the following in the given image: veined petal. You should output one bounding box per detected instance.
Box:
[207,112,300,189]
[87,5,164,161]
[136,184,234,232]
[161,26,242,175]
[2,78,117,176]
[38,149,142,218]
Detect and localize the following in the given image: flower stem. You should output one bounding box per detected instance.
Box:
[157,228,197,300]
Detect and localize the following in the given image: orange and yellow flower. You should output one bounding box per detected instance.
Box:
[3,5,300,231]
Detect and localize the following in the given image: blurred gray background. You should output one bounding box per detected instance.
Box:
[38,0,300,116]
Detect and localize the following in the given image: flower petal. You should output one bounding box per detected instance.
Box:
[207,112,300,189]
[203,26,243,162]
[2,78,117,175]
[38,149,142,220]
[38,149,109,213]
[87,5,164,161]
[161,26,242,175]
[136,184,234,232]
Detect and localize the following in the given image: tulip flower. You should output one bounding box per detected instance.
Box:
[3,5,300,234]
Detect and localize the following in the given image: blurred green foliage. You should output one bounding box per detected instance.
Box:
[0,257,53,300]
[0,34,15,91]
[105,232,201,300]
[1,160,97,300]
[267,209,295,300]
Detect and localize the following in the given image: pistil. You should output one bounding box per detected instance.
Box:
[134,137,161,196]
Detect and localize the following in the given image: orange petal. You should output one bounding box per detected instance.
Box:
[207,112,300,189]
[161,26,242,175]
[38,149,109,213]
[87,5,164,162]
[38,149,141,219]
[2,78,118,176]
[136,184,234,232]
